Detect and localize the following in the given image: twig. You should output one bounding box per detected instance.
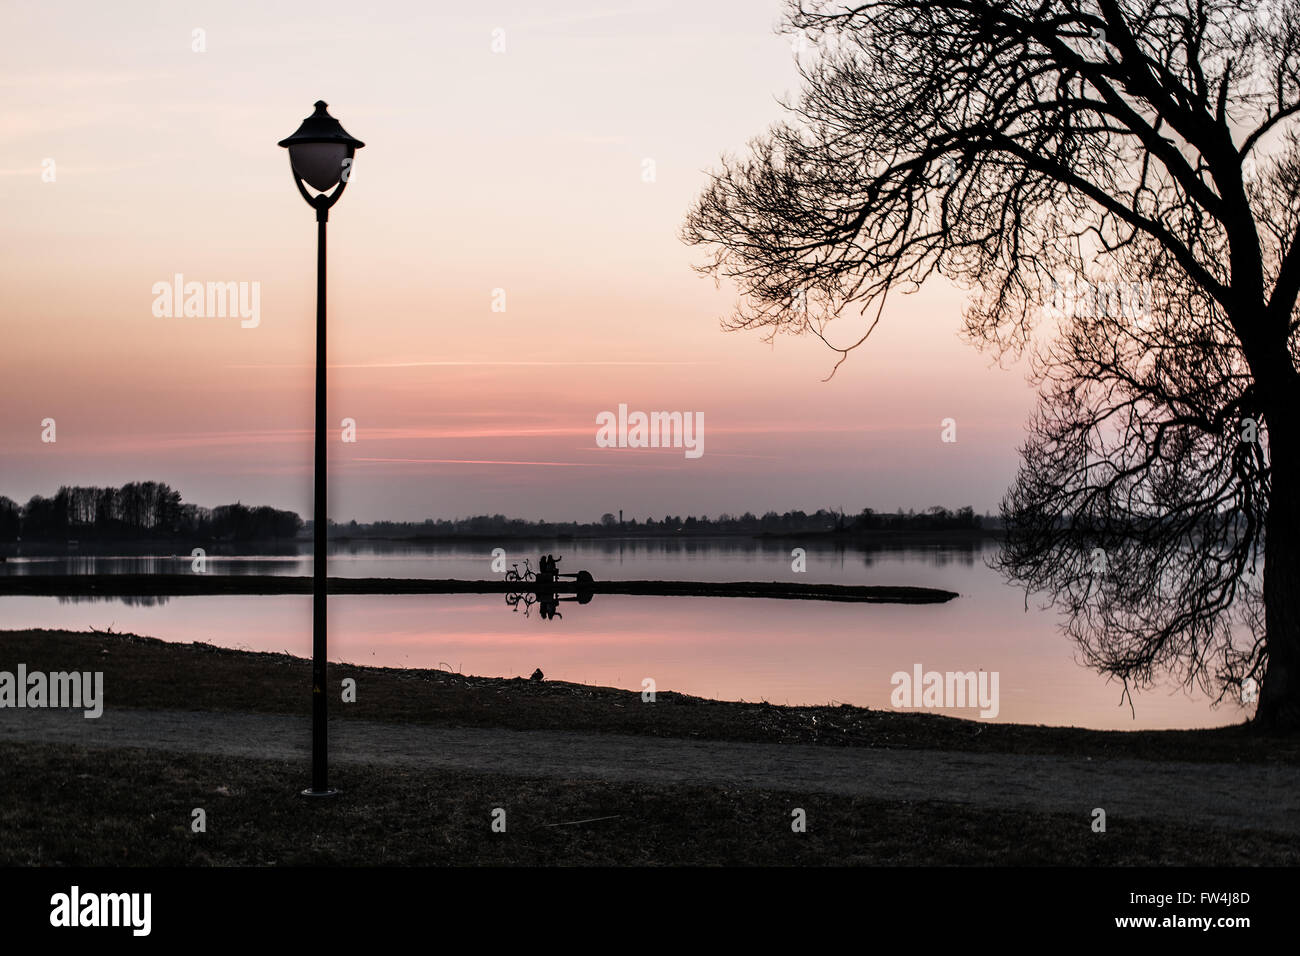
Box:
[541,815,621,828]
[1118,679,1136,719]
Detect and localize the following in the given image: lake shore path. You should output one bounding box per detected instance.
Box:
[3,705,1297,836]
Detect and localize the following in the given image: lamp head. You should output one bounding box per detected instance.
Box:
[278,101,365,192]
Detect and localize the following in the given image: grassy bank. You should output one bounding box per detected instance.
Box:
[1,628,1291,763]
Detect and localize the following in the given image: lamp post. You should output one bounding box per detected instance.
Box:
[279,101,364,798]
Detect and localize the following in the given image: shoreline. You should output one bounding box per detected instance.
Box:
[0,574,958,603]
[0,628,1285,761]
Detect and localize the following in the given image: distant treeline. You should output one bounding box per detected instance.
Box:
[338,506,997,538]
[0,486,996,543]
[0,482,302,542]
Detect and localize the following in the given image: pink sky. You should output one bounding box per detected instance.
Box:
[1,0,1040,522]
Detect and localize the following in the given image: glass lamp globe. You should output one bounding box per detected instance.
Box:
[278,101,364,194]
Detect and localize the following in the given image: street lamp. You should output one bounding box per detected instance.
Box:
[279,101,364,798]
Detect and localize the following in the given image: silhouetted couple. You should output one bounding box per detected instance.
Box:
[539,553,561,578]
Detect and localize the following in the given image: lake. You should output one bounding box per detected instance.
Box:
[0,537,1249,730]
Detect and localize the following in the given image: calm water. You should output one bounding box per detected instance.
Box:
[0,538,1249,730]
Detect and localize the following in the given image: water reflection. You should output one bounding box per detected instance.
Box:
[55,594,171,607]
[8,538,1247,730]
[504,584,595,620]
[0,589,1244,730]
[1,535,991,585]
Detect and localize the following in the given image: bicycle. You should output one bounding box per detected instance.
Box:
[505,559,536,582]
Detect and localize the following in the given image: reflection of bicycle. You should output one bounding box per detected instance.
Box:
[505,591,537,616]
[505,559,536,582]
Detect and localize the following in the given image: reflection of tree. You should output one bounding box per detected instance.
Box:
[850,541,983,570]
[55,594,171,607]
[319,507,992,541]
[683,0,1300,729]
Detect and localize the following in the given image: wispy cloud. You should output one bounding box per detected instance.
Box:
[355,457,621,468]
[0,70,175,90]
[227,360,720,368]
[514,4,667,31]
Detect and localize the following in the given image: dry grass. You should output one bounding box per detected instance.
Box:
[3,741,1294,866]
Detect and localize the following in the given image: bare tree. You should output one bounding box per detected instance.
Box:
[683,0,1300,728]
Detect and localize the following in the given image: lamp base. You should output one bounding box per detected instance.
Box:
[300,787,340,799]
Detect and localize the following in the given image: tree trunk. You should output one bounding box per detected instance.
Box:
[1258,437,1300,732]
